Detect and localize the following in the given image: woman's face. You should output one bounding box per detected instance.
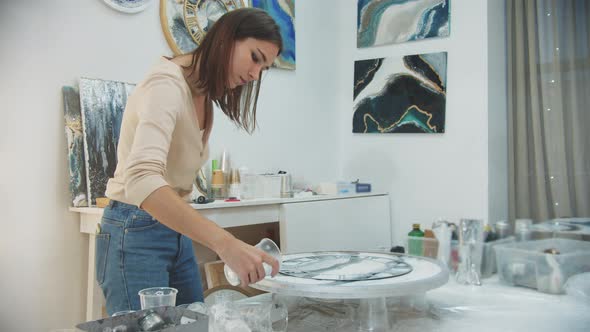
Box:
[228,37,279,89]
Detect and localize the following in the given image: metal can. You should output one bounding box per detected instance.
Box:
[495,220,511,239]
[138,311,166,331]
[514,219,533,242]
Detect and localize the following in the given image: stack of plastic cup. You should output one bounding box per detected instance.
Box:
[224,238,281,286]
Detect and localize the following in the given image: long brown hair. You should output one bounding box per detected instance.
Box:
[183,8,283,133]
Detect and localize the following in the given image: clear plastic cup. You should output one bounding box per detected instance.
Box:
[224,238,282,286]
[208,300,287,332]
[138,287,178,309]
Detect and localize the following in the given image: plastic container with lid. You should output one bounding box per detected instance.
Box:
[495,238,590,294]
[480,236,515,278]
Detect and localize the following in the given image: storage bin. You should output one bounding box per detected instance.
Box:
[240,174,282,199]
[480,236,515,278]
[494,238,590,294]
[407,236,439,259]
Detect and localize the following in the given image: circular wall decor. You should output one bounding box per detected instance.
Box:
[103,0,154,13]
[160,0,245,55]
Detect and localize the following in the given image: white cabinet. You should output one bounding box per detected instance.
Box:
[279,194,391,253]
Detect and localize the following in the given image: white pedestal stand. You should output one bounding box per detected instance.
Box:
[252,252,449,331]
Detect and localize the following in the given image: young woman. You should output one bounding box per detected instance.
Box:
[95,8,283,315]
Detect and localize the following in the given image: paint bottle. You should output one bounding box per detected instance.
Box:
[484,224,497,242]
[450,223,460,272]
[423,229,439,258]
[228,168,240,199]
[210,159,225,200]
[220,148,230,196]
[408,223,425,256]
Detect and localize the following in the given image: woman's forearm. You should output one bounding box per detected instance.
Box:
[139,185,279,286]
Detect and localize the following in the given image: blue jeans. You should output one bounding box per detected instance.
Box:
[95,200,203,315]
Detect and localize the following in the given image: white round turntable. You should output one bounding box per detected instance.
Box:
[251,251,449,331]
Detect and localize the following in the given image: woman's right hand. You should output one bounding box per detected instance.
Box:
[216,237,280,288]
[140,187,279,287]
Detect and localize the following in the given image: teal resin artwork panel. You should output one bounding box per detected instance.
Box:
[79,78,135,206]
[250,0,296,70]
[357,0,450,48]
[353,52,447,134]
[63,86,88,207]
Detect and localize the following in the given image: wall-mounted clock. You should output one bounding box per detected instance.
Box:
[103,0,154,13]
[160,0,245,55]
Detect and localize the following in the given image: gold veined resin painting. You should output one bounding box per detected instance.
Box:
[353,52,447,134]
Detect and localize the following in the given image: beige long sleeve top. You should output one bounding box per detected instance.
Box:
[106,57,211,207]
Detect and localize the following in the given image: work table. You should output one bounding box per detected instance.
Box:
[241,275,589,332]
[70,192,387,231]
[71,192,392,320]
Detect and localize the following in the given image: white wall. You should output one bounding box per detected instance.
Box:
[0,1,339,330]
[207,0,342,181]
[336,0,507,246]
[0,0,506,330]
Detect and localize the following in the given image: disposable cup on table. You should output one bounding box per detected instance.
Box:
[138,287,178,310]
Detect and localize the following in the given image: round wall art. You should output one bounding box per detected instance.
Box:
[103,0,154,13]
[160,0,245,55]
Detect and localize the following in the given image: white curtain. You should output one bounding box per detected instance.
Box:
[507,0,590,222]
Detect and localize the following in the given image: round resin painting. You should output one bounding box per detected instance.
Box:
[280,252,413,281]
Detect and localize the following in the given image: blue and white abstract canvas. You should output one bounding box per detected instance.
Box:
[250,0,296,70]
[79,78,135,206]
[63,86,88,207]
[357,0,450,48]
[353,52,447,133]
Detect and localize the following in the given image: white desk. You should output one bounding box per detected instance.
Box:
[242,276,590,332]
[71,193,392,321]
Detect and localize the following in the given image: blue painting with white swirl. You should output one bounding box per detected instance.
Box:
[357,0,450,48]
[250,0,296,70]
[353,52,447,134]
[80,78,135,205]
[63,87,88,207]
